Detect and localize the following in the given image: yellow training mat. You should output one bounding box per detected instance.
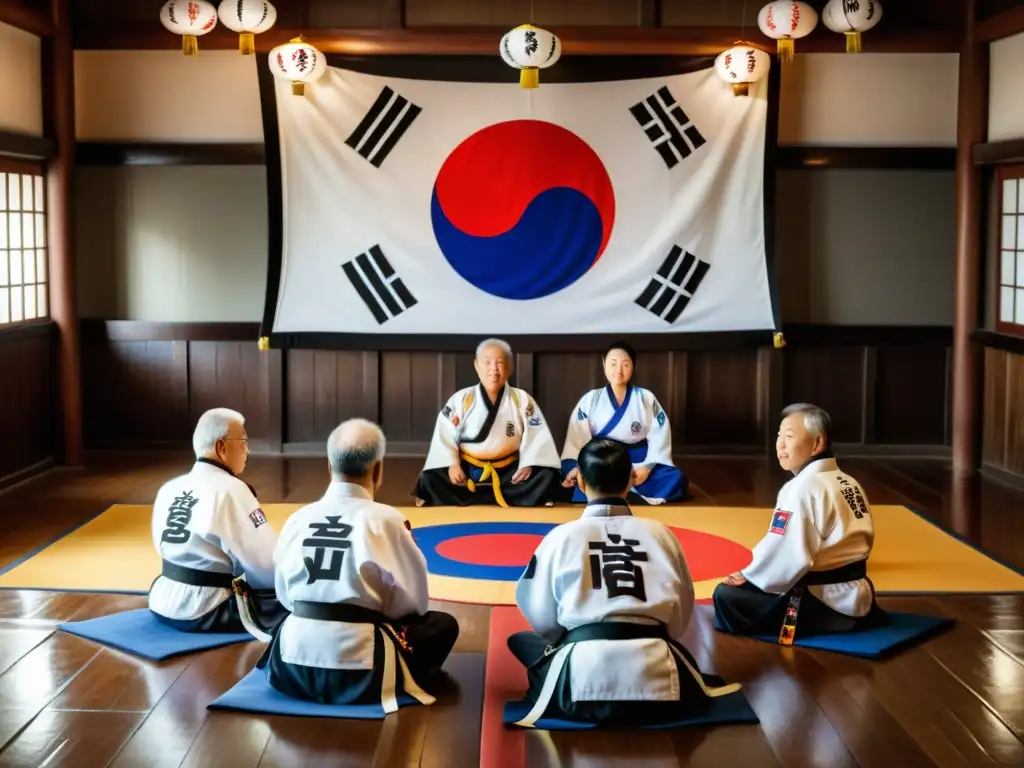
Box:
[0,504,1021,604]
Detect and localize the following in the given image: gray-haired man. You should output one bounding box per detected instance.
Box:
[412,337,561,507]
[712,404,887,642]
[260,418,459,709]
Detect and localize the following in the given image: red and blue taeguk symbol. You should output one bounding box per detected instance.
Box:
[412,522,753,583]
[430,120,616,301]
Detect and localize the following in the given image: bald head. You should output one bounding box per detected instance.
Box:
[327,418,387,482]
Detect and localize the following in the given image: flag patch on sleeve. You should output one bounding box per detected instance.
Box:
[770,510,790,535]
[249,508,268,528]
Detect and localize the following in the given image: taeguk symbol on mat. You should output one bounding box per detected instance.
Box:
[430,120,616,301]
[412,522,752,583]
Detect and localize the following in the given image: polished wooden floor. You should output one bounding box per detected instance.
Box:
[0,452,1021,767]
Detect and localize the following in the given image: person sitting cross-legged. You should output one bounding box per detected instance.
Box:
[259,419,460,706]
[148,407,286,636]
[560,341,688,505]
[712,403,888,641]
[506,437,742,727]
[412,337,561,508]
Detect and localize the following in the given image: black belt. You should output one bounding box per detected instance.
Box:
[291,601,388,624]
[161,560,234,590]
[798,560,867,586]
[562,620,668,645]
[533,620,669,669]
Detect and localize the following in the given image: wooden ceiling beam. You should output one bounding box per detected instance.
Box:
[72,25,961,55]
[975,4,1024,42]
[0,0,54,37]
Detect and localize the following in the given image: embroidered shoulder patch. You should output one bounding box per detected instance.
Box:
[525,399,535,418]
[656,411,666,427]
[249,508,268,529]
[442,405,452,418]
[769,510,790,535]
[577,407,587,421]
[528,416,541,427]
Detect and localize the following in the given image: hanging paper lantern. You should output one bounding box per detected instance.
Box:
[823,0,883,53]
[217,0,277,55]
[757,1,818,63]
[269,37,327,96]
[499,25,561,89]
[714,44,771,96]
[159,0,218,56]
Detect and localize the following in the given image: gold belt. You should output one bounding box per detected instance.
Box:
[460,451,518,507]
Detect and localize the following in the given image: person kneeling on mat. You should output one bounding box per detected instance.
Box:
[259,419,459,709]
[149,408,286,636]
[508,437,742,727]
[713,403,887,642]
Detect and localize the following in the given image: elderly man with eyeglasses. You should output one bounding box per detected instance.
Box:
[148,407,286,636]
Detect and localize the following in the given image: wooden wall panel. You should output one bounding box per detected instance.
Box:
[684,350,764,446]
[983,346,1008,467]
[534,353,603,450]
[379,352,456,445]
[285,351,379,444]
[0,325,55,481]
[984,345,1024,477]
[82,338,188,445]
[874,345,950,445]
[781,346,866,443]
[77,322,956,458]
[188,342,278,450]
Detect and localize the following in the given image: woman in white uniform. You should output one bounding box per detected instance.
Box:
[560,341,687,505]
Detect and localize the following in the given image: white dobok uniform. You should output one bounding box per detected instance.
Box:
[416,382,561,506]
[562,386,674,469]
[423,382,560,470]
[511,501,742,726]
[561,385,687,504]
[149,459,276,624]
[264,482,451,709]
[742,455,876,617]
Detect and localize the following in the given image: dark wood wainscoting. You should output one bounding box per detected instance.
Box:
[79,321,952,457]
[0,323,56,483]
[978,331,1024,480]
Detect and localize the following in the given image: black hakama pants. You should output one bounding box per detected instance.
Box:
[412,460,560,507]
[263,611,460,705]
[712,582,887,637]
[153,589,288,635]
[507,629,738,725]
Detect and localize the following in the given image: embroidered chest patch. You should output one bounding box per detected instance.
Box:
[630,420,641,435]
[770,510,790,535]
[505,420,515,437]
[249,508,268,528]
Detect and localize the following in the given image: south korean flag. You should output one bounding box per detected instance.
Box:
[258,54,778,341]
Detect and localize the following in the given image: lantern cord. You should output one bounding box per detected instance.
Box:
[740,0,748,42]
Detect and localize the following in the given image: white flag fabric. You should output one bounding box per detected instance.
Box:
[259,56,778,341]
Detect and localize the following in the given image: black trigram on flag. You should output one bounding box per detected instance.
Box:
[635,246,709,324]
[342,245,418,324]
[629,86,706,169]
[344,86,422,168]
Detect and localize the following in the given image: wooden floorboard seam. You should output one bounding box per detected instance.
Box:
[0,645,103,754]
[928,653,1024,745]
